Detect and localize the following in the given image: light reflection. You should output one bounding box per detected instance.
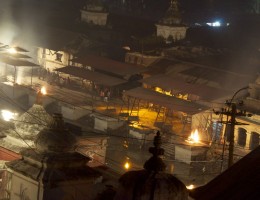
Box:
[1,110,17,121]
[186,184,195,190]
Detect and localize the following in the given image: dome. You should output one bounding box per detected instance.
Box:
[116,170,188,200]
[115,131,188,200]
[35,113,76,153]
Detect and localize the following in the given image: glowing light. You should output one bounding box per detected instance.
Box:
[206,21,221,27]
[122,46,131,51]
[186,184,195,190]
[1,110,17,121]
[123,140,129,148]
[124,161,130,170]
[40,86,47,95]
[8,47,17,54]
[213,21,221,27]
[186,129,200,144]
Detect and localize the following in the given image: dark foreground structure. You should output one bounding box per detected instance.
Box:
[190,145,260,200]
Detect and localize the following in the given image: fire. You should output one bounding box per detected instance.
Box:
[40,86,47,95]
[124,161,130,170]
[187,129,200,144]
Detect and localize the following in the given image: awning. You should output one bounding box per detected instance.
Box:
[11,47,29,53]
[141,74,232,101]
[125,87,208,115]
[0,56,39,67]
[1,53,31,59]
[71,55,146,76]
[55,66,126,87]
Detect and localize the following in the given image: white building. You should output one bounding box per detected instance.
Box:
[81,0,108,26]
[155,0,188,42]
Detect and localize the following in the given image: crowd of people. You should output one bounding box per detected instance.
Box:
[38,67,113,101]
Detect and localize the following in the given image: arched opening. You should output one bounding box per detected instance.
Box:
[237,128,247,147]
[250,132,259,150]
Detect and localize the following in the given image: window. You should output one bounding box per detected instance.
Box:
[55,53,63,62]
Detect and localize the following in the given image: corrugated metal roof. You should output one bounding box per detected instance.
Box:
[147,57,256,91]
[125,87,208,115]
[55,66,126,87]
[71,55,146,76]
[141,74,232,101]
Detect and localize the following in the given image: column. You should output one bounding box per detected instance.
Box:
[234,127,239,145]
[245,132,252,150]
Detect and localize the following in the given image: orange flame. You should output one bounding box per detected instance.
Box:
[187,129,200,144]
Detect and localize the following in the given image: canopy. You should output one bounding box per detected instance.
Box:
[141,74,232,101]
[0,56,39,67]
[71,55,146,76]
[1,53,31,59]
[125,87,208,115]
[55,66,126,87]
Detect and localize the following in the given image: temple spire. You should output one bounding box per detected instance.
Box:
[144,131,166,172]
[161,0,182,25]
[170,0,179,13]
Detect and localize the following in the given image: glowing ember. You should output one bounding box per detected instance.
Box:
[187,129,200,144]
[40,86,47,95]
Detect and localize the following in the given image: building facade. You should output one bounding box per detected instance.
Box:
[81,0,108,26]
[156,0,188,41]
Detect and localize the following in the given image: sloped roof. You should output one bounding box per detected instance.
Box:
[1,53,31,59]
[141,74,232,101]
[125,87,208,115]
[71,55,146,76]
[0,146,21,161]
[147,57,257,91]
[55,66,126,87]
[180,66,253,89]
[0,56,39,67]
[190,146,260,200]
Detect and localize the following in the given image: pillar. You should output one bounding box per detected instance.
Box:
[234,127,239,145]
[245,132,252,150]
